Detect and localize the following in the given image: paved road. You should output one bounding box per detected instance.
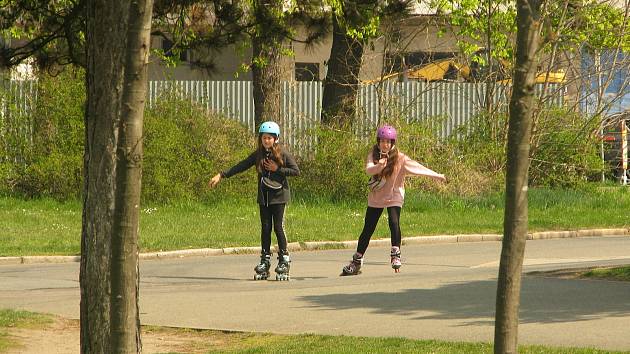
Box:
[1,236,629,350]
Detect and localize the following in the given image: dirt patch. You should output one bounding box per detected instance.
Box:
[4,316,223,354]
[527,268,590,279]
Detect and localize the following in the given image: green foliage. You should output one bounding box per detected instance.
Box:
[143,92,256,203]
[4,70,85,199]
[564,2,630,52]
[431,0,516,64]
[432,0,629,76]
[327,0,401,41]
[446,108,603,190]
[293,126,368,201]
[1,73,259,203]
[396,117,504,196]
[529,109,603,187]
[0,75,608,202]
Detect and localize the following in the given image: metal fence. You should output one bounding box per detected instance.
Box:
[3,79,565,156]
[148,80,564,153]
[0,79,37,162]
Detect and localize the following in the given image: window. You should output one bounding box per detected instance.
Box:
[162,38,188,62]
[295,62,320,81]
[581,50,630,115]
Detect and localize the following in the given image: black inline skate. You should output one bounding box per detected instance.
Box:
[340,252,363,276]
[275,250,291,281]
[254,251,272,280]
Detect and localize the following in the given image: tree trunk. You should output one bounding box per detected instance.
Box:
[321,15,364,128]
[250,0,288,127]
[82,0,151,352]
[81,0,127,351]
[109,0,152,352]
[251,36,284,127]
[494,1,543,354]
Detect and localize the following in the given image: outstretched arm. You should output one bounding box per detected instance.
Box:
[208,152,257,188]
[208,173,222,188]
[404,156,446,182]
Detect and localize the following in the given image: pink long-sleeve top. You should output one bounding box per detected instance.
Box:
[366,151,445,208]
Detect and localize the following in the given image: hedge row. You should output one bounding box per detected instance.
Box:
[0,71,604,203]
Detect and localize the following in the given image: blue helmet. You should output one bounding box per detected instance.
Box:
[258,121,280,137]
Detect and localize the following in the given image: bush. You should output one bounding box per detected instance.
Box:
[529,109,602,187]
[7,70,85,199]
[292,127,368,201]
[1,73,259,202]
[396,117,504,197]
[143,93,257,203]
[0,74,605,202]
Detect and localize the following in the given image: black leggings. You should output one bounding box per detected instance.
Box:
[356,206,402,255]
[259,203,288,254]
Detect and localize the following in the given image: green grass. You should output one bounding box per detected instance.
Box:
[0,313,627,353]
[0,309,51,352]
[1,186,629,256]
[582,266,630,281]
[144,328,630,353]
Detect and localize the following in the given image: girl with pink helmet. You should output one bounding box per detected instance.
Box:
[341,124,446,276]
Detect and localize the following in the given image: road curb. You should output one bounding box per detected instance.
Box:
[2,228,628,265]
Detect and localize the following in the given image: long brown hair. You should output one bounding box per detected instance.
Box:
[371,141,399,178]
[256,135,284,173]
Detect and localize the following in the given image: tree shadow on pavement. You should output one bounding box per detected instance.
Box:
[299,276,630,325]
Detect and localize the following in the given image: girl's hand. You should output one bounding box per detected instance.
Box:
[264,159,279,172]
[377,158,388,166]
[208,174,222,188]
[439,174,447,183]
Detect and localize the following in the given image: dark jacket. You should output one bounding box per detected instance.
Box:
[221,150,300,205]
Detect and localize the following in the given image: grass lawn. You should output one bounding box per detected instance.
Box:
[0,309,51,352]
[188,331,630,353]
[1,309,627,353]
[1,186,628,256]
[581,266,630,281]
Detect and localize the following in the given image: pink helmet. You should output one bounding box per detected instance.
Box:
[376,125,397,141]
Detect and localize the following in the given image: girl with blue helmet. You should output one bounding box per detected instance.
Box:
[209,121,300,280]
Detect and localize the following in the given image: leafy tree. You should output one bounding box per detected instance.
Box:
[0,0,85,70]
[152,0,329,126]
[2,0,153,352]
[321,0,410,127]
[494,1,543,353]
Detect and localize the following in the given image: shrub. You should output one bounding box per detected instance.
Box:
[142,93,257,203]
[395,117,504,197]
[0,74,605,202]
[9,70,85,199]
[292,126,368,201]
[529,109,602,187]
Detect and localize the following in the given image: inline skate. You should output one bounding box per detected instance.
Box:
[390,246,401,273]
[254,251,272,280]
[275,250,291,281]
[340,252,363,276]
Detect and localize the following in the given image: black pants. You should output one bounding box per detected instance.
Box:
[356,206,402,255]
[259,203,288,254]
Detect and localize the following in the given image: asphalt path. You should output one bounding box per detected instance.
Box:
[1,236,629,350]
